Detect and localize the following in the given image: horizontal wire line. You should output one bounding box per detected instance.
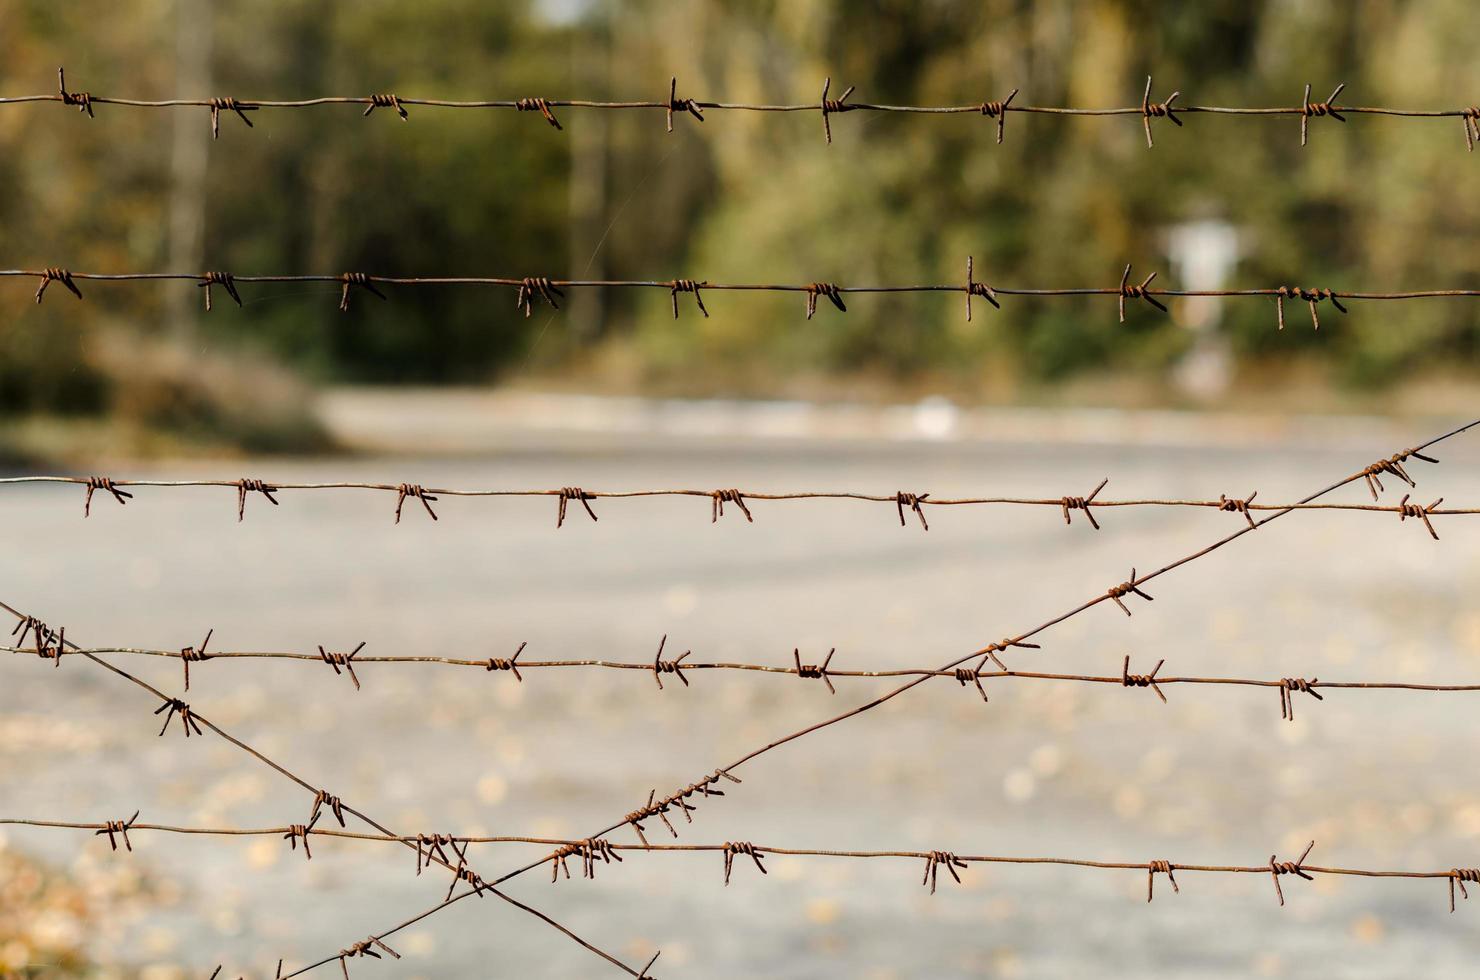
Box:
[1,477,1471,525]
[2,818,1472,889]
[0,597,647,978]
[9,643,1480,698]
[298,419,1480,957]
[9,268,1480,301]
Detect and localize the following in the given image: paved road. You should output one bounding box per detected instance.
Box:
[4,412,1480,977]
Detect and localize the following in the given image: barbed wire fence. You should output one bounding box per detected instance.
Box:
[10,70,1480,151]
[11,420,1459,978]
[8,57,1480,979]
[9,263,1480,330]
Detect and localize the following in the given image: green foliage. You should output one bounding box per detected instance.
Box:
[3,0,1479,405]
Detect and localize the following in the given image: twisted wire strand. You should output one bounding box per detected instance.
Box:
[290,417,1480,959]
[9,265,1480,327]
[0,599,650,979]
[2,819,1471,909]
[5,476,1479,526]
[11,70,1480,150]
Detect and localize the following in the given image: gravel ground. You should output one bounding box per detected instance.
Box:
[4,410,1480,978]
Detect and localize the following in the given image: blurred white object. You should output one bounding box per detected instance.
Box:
[1167,219,1241,399]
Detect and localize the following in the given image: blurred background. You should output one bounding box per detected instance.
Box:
[4,1,1480,977]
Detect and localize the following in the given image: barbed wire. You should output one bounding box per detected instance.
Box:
[11,70,1480,151]
[10,261,1480,329]
[10,819,1480,912]
[289,418,1480,956]
[0,472,1466,532]
[0,598,650,979]
[8,638,1479,722]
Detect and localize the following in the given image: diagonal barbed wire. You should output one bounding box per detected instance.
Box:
[7,637,1480,723]
[8,260,1480,329]
[0,599,651,978]
[10,819,1480,912]
[11,70,1480,150]
[0,472,1466,533]
[286,417,1480,966]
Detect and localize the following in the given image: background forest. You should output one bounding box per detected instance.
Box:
[2,0,1479,451]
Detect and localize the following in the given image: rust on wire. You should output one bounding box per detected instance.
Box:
[34,267,82,303]
[1121,656,1167,703]
[965,255,999,319]
[337,937,400,979]
[516,276,562,316]
[283,813,321,861]
[82,475,131,516]
[551,838,623,882]
[208,97,256,137]
[1217,491,1258,528]
[1277,677,1323,721]
[1276,285,1346,330]
[1359,447,1438,500]
[237,478,280,521]
[896,491,929,530]
[310,790,347,828]
[1464,107,1480,152]
[711,488,751,522]
[485,641,527,680]
[56,67,92,117]
[1397,494,1443,539]
[1269,841,1317,906]
[516,97,561,129]
[363,93,407,120]
[1118,264,1168,322]
[1147,859,1179,902]
[179,629,213,691]
[1452,868,1480,912]
[922,850,966,894]
[1300,83,1346,145]
[670,278,708,318]
[1061,478,1108,530]
[557,486,598,527]
[338,272,386,312]
[198,271,242,311]
[94,811,139,852]
[154,697,203,738]
[394,483,438,523]
[819,77,856,144]
[1106,569,1154,616]
[794,647,837,694]
[978,88,1017,143]
[651,635,691,690]
[318,642,366,691]
[666,77,704,133]
[804,281,846,319]
[723,841,767,884]
[1140,76,1181,148]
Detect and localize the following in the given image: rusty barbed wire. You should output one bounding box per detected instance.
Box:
[13,259,1480,328]
[309,418,1480,951]
[4,474,1476,531]
[10,819,1480,913]
[12,639,1474,721]
[11,71,1480,150]
[0,598,653,979]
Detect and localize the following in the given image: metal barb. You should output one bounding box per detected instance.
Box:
[198,271,242,311]
[1217,490,1259,528]
[317,642,366,691]
[363,93,407,120]
[979,88,1017,143]
[1301,83,1346,145]
[94,810,140,852]
[394,483,438,523]
[207,97,256,138]
[516,97,561,129]
[722,841,768,884]
[82,476,131,516]
[154,697,203,738]
[338,272,386,311]
[819,77,856,144]
[179,629,213,691]
[965,255,999,320]
[895,491,930,530]
[1269,840,1316,906]
[35,267,83,303]
[486,641,526,680]
[556,487,598,527]
[1061,478,1108,530]
[1147,859,1179,901]
[666,77,704,133]
[670,278,709,318]
[1121,656,1167,703]
[1140,76,1182,148]
[711,488,752,523]
[804,282,846,319]
[794,647,837,694]
[1118,264,1168,321]
[651,634,692,690]
[56,67,93,117]
[1397,493,1443,540]
[1107,569,1154,616]
[922,850,967,894]
[1278,677,1323,721]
